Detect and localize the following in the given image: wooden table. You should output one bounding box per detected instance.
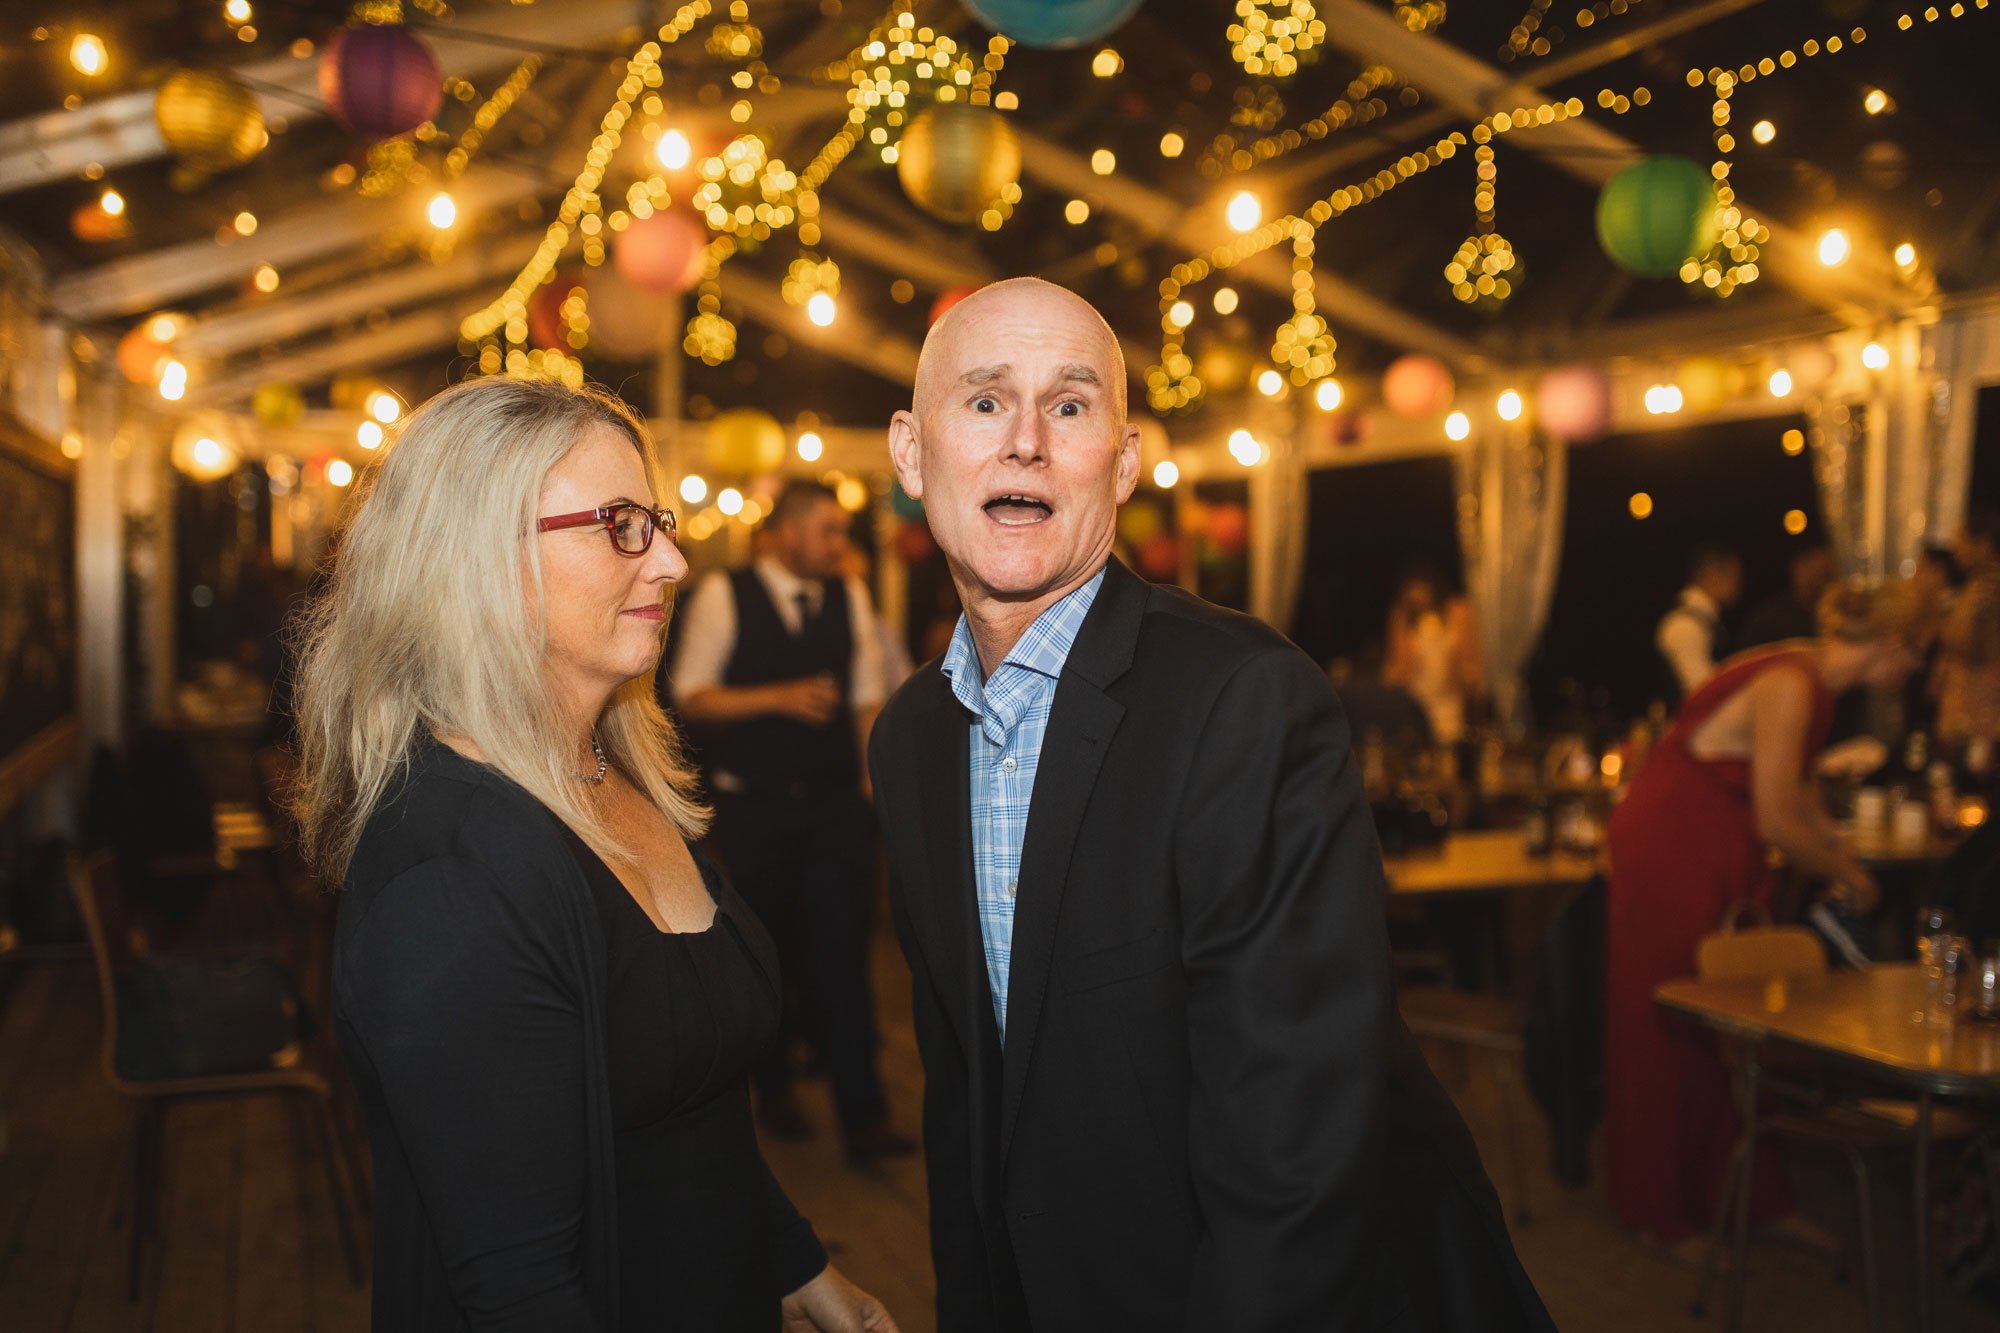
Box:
[1382,829,1601,896]
[1656,965,2000,1333]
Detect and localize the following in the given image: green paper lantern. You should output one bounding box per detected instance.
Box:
[252,382,305,429]
[1594,155,1720,279]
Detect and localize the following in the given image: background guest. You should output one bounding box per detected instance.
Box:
[1605,579,1931,1258]
[672,481,913,1161]
[1382,569,1483,745]
[1738,542,1833,650]
[1655,544,1744,704]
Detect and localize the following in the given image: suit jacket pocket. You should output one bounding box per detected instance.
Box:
[1058,927,1176,994]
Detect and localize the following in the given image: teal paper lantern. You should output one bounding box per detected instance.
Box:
[1594,155,1721,279]
[963,0,1145,48]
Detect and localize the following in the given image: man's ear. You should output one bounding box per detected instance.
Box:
[888,410,924,499]
[1112,420,1142,504]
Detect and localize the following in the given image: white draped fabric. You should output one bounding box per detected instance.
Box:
[1454,426,1567,732]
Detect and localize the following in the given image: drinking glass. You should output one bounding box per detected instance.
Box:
[1972,941,2000,1024]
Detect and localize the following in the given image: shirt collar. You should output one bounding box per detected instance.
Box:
[941,566,1107,738]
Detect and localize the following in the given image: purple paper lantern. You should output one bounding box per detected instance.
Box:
[320,24,443,142]
[1534,364,1613,441]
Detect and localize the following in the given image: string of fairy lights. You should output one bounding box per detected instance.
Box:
[1150,0,1993,414]
[456,2,1010,381]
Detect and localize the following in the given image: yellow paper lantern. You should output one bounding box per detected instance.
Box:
[1678,355,1731,414]
[706,409,787,476]
[896,104,1022,225]
[154,68,266,171]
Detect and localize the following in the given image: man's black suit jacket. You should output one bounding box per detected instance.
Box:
[869,558,1555,1332]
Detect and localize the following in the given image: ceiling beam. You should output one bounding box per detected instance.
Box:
[1311,0,1902,321]
[816,205,1000,292]
[50,164,556,324]
[177,230,546,359]
[0,0,655,195]
[184,304,470,408]
[1013,126,1485,369]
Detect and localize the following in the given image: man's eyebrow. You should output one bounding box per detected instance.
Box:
[1057,364,1102,386]
[958,365,1011,386]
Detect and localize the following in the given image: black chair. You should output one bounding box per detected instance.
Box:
[64,851,366,1298]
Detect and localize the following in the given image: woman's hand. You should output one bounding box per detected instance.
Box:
[780,1265,901,1333]
[1827,869,1881,915]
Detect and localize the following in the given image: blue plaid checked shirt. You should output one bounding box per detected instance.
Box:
[939,566,1106,1043]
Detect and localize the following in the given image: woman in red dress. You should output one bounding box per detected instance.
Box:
[1605,580,1932,1249]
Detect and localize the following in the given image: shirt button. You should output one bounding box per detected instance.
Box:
[1005,880,1018,899]
[999,756,1018,774]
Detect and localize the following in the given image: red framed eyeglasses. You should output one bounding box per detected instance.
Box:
[536,502,678,555]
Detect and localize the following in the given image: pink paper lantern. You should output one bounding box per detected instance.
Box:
[1789,341,1838,393]
[528,270,583,351]
[615,211,706,294]
[320,24,443,142]
[583,266,667,362]
[1381,354,1456,418]
[1534,363,1613,441]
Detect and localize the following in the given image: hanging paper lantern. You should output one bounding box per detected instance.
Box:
[1594,154,1721,279]
[1533,364,1612,441]
[252,382,306,429]
[583,266,668,362]
[1136,531,1180,581]
[615,211,706,294]
[1789,341,1838,393]
[893,522,937,564]
[528,270,584,351]
[707,408,787,475]
[1117,501,1164,548]
[117,320,180,384]
[154,68,266,171]
[70,200,131,243]
[929,285,982,326]
[963,0,1145,47]
[1199,343,1254,395]
[890,481,926,521]
[1205,503,1248,556]
[1679,355,1731,413]
[897,104,1021,224]
[319,23,443,141]
[1382,354,1456,418]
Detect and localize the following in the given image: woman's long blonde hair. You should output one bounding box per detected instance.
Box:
[288,375,707,883]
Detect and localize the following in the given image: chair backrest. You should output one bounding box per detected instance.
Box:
[1696,924,1829,981]
[65,851,138,1088]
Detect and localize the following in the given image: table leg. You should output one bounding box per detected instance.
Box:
[1725,1042,1761,1333]
[1914,1090,1933,1333]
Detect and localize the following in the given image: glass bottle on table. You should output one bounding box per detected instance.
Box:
[1916,905,1956,1024]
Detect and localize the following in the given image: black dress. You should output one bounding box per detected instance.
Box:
[568,830,827,1329]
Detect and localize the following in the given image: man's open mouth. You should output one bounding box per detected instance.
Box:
[983,494,1054,526]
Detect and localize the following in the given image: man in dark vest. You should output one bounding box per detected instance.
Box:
[672,480,915,1162]
[1655,543,1741,707]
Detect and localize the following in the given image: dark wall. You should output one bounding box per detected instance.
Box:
[1969,384,2000,518]
[1292,456,1462,671]
[1528,414,1820,728]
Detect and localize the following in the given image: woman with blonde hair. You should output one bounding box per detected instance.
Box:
[291,376,896,1332]
[1603,577,1933,1256]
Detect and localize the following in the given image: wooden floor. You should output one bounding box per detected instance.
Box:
[2,858,1996,1331]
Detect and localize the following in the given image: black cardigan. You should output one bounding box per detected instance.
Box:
[333,742,817,1331]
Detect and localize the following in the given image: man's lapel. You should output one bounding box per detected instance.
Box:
[997,559,1148,1169]
[909,669,983,1059]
